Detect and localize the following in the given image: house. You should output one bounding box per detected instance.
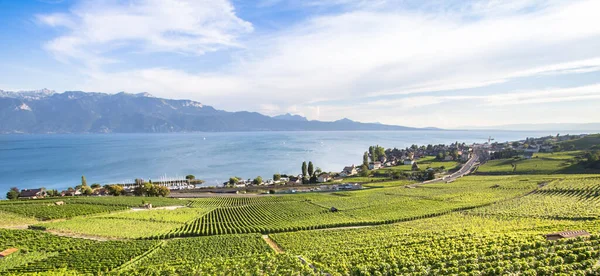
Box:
[444,156,454,161]
[287,176,302,185]
[92,188,108,196]
[369,162,382,170]
[403,159,415,165]
[545,230,590,241]
[234,183,246,188]
[0,248,19,258]
[18,188,46,199]
[317,173,332,183]
[340,165,357,177]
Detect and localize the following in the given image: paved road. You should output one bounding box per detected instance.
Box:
[416,151,480,186]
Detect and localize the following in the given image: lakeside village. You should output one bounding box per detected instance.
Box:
[6,133,596,200]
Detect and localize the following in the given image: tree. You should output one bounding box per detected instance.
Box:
[412,162,420,171]
[315,167,323,176]
[82,186,93,196]
[6,187,19,200]
[376,146,386,162]
[363,151,369,166]
[253,176,263,185]
[228,177,240,186]
[436,152,445,160]
[273,173,281,181]
[185,175,195,180]
[81,175,87,187]
[308,161,314,177]
[359,164,370,177]
[90,183,101,189]
[369,146,376,162]
[301,161,308,178]
[156,186,170,197]
[47,189,59,197]
[107,185,124,196]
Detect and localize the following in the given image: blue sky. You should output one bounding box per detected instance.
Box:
[1,0,600,128]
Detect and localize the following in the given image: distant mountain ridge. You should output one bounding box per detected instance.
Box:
[272,113,308,121]
[0,89,431,133]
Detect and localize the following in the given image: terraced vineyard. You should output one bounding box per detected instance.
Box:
[468,176,600,220]
[155,176,540,238]
[0,196,187,221]
[0,203,127,220]
[273,226,600,275]
[1,172,599,274]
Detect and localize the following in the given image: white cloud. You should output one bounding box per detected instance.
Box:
[38,0,600,127]
[37,0,252,68]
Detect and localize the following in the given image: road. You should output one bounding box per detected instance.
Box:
[417,150,480,186]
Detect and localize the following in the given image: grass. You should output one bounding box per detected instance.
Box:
[477,151,588,175]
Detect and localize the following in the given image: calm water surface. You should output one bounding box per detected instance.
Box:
[0,130,582,192]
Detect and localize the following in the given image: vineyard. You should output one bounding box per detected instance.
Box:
[1,172,600,274]
[0,196,187,221]
[272,225,600,275]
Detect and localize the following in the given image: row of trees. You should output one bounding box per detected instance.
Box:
[133,182,170,197]
[301,161,322,183]
[367,145,386,163]
[584,150,600,169]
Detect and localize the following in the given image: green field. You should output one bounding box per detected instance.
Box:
[1,170,600,274]
[477,151,589,175]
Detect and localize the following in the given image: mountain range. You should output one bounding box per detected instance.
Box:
[0,89,430,133]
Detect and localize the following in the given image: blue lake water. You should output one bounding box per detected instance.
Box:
[0,130,585,194]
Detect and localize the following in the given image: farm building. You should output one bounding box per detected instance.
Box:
[0,248,19,258]
[18,188,46,199]
[545,230,590,241]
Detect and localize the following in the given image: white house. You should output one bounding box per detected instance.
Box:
[340,165,358,176]
[403,159,415,165]
[317,173,332,183]
[369,161,382,170]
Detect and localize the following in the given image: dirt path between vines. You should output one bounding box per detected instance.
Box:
[262,235,284,253]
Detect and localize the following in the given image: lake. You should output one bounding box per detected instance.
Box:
[0,130,585,193]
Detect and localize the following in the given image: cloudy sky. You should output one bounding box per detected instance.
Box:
[1,0,600,128]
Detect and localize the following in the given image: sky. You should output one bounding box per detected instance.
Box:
[1,0,600,128]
